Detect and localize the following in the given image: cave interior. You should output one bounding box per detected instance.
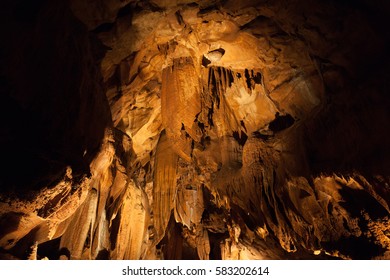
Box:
[0,0,389,260]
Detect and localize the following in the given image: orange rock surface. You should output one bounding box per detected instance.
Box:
[0,0,389,259]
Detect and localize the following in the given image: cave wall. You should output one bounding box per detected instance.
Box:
[0,0,389,260]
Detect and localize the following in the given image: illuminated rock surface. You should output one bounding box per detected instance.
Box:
[0,0,389,259]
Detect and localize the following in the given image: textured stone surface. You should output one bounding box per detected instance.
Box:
[0,0,390,260]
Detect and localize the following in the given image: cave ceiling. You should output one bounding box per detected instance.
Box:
[0,0,389,260]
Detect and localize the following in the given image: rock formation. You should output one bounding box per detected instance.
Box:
[0,0,389,260]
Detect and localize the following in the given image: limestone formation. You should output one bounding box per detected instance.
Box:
[0,0,389,260]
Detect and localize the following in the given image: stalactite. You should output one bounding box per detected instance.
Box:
[110,181,150,260]
[60,189,98,260]
[1,0,389,260]
[153,132,178,243]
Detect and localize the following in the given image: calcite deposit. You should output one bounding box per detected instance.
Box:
[0,0,389,260]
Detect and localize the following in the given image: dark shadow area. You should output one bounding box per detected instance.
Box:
[0,0,111,196]
[96,249,110,260]
[37,237,61,260]
[322,236,386,260]
[269,113,295,133]
[232,130,248,146]
[339,187,389,219]
[303,0,390,177]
